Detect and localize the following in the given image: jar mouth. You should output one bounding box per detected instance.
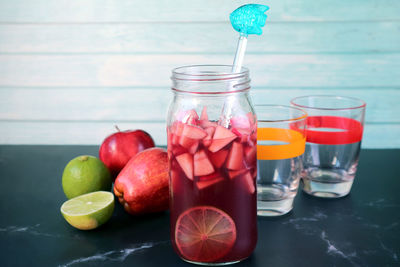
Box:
[172,65,249,80]
[171,65,250,94]
[171,85,250,95]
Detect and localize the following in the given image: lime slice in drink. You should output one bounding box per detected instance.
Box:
[175,206,237,262]
[60,191,114,230]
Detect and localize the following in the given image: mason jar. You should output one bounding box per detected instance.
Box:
[167,65,257,265]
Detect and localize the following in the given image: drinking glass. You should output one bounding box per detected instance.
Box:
[167,65,257,265]
[255,105,307,216]
[291,95,366,198]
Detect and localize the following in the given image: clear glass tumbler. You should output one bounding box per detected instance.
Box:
[291,95,366,198]
[167,65,257,265]
[255,105,307,216]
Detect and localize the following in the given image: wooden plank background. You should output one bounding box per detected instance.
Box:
[0,0,399,148]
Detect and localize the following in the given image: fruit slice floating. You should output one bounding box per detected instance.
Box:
[226,142,244,170]
[200,120,218,129]
[209,149,229,169]
[172,146,186,157]
[208,126,237,152]
[194,150,215,176]
[242,171,255,194]
[182,109,199,125]
[171,121,185,135]
[176,153,194,180]
[230,115,251,129]
[232,127,251,144]
[167,130,173,149]
[250,131,257,143]
[244,145,256,165]
[172,133,180,146]
[228,168,247,179]
[200,106,208,121]
[175,206,237,263]
[171,122,184,145]
[252,168,257,179]
[196,175,224,190]
[202,127,216,147]
[182,124,207,139]
[179,125,207,149]
[60,191,114,230]
[232,127,250,136]
[188,141,199,154]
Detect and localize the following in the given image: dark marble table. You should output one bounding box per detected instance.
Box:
[0,146,399,267]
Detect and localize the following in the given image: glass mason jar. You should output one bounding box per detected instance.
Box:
[167,65,257,265]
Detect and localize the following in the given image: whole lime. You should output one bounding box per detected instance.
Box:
[62,155,112,199]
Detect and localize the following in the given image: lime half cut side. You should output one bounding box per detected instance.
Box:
[61,191,114,230]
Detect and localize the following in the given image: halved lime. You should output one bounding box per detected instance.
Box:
[60,191,114,230]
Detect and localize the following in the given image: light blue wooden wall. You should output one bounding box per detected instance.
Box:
[0,0,399,148]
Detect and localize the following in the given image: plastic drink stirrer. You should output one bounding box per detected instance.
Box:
[220,4,269,127]
[231,4,269,72]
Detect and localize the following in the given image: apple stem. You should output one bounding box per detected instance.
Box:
[115,125,121,132]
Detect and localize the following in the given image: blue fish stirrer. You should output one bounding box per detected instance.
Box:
[230,4,269,72]
[220,4,269,127]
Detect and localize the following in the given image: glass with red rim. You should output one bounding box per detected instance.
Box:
[255,105,307,216]
[290,95,366,198]
[167,65,257,265]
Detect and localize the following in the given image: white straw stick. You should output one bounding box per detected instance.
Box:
[220,35,248,127]
[232,35,248,73]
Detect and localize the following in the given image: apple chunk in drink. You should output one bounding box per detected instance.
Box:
[167,108,257,263]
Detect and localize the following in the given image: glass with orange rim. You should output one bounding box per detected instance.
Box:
[255,105,307,216]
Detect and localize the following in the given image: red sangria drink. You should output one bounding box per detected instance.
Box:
[167,65,257,265]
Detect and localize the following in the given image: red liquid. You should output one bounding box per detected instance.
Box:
[168,113,257,264]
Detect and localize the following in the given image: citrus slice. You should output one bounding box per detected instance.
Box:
[175,206,236,263]
[60,191,114,230]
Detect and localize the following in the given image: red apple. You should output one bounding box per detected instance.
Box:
[114,147,169,215]
[99,127,155,179]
